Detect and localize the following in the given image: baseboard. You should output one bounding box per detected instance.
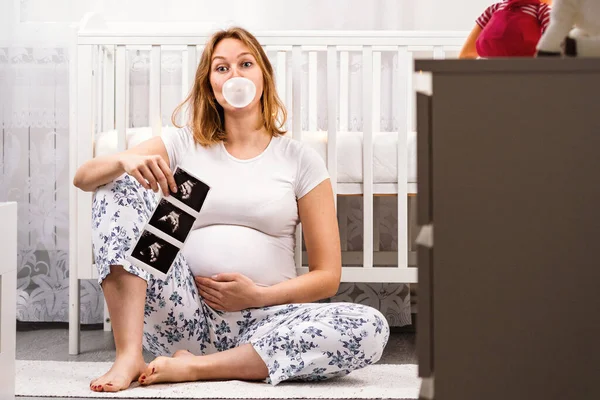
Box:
[16,321,103,331]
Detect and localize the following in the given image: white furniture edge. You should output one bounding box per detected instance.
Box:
[0,202,18,400]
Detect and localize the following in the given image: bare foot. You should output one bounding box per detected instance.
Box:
[138,353,200,385]
[89,354,147,392]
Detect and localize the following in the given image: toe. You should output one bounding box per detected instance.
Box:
[139,366,152,385]
[102,382,118,392]
[139,356,170,385]
[140,373,156,385]
[140,359,163,385]
[139,370,157,386]
[145,362,157,377]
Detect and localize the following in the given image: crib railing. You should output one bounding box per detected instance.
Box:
[70,15,468,290]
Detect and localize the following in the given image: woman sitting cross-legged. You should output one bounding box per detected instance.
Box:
[73,26,389,393]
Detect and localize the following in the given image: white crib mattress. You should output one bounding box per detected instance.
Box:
[94,127,417,189]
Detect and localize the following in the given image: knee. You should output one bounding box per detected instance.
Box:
[356,305,390,359]
[96,173,144,197]
[328,303,389,357]
[92,173,128,212]
[92,173,155,225]
[367,306,389,337]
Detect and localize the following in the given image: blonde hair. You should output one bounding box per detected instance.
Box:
[172,27,287,146]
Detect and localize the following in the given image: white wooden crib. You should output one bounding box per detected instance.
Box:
[68,13,467,354]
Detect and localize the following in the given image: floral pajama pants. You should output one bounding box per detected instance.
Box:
[91,174,390,385]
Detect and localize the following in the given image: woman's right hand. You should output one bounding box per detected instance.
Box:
[119,154,178,196]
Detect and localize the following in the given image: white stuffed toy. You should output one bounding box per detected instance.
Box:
[537,0,600,56]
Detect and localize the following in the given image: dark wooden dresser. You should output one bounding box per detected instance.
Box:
[414,59,600,400]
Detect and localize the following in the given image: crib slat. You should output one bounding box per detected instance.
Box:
[292,45,302,141]
[196,44,205,65]
[100,47,105,132]
[177,45,197,126]
[181,48,188,103]
[276,51,286,117]
[115,45,127,152]
[372,51,382,132]
[186,46,198,92]
[94,47,102,135]
[397,46,411,268]
[308,51,317,131]
[150,45,162,136]
[339,51,349,131]
[362,46,374,269]
[76,44,94,281]
[103,46,115,131]
[285,54,293,128]
[327,46,338,206]
[292,45,303,268]
[397,46,415,135]
[433,46,445,59]
[187,45,197,93]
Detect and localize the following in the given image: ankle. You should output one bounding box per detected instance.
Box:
[185,356,209,381]
[115,349,145,361]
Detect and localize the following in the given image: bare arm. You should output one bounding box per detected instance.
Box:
[73,136,176,195]
[459,24,483,59]
[258,178,342,306]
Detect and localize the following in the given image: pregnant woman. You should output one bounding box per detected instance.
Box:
[73,26,389,393]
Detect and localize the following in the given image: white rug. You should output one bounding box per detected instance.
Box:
[15,360,420,399]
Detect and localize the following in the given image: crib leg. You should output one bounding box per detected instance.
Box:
[103,297,112,332]
[69,278,80,355]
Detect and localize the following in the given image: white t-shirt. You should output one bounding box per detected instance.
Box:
[161,126,330,287]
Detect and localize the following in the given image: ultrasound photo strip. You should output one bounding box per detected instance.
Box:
[168,166,211,216]
[126,166,211,281]
[127,226,182,281]
[149,198,196,243]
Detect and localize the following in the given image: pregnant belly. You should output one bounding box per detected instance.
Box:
[181,225,297,287]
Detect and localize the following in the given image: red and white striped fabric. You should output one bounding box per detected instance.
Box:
[477,0,551,32]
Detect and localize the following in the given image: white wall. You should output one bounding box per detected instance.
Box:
[11,0,490,45]
[18,0,396,29]
[412,0,491,30]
